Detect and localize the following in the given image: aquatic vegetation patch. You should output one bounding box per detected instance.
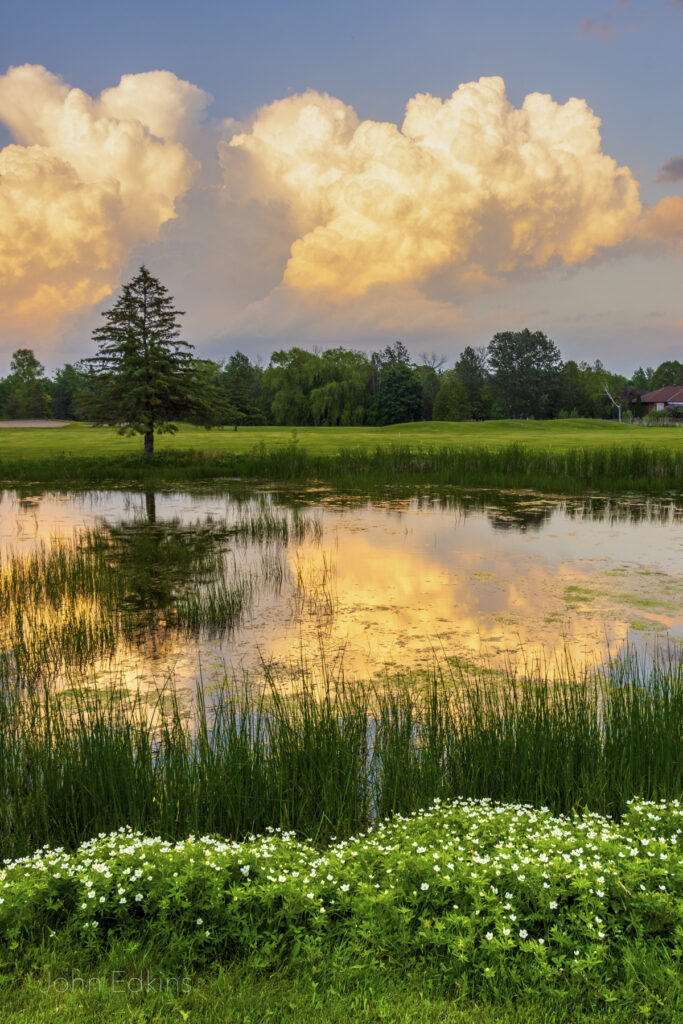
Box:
[625,596,679,612]
[563,586,601,598]
[1,655,681,859]
[0,510,322,679]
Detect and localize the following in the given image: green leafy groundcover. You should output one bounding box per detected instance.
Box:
[2,797,681,1005]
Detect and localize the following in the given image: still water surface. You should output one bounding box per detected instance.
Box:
[2,487,683,690]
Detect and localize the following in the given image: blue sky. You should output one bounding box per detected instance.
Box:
[1,0,681,373]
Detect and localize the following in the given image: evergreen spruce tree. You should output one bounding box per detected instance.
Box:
[86,266,225,455]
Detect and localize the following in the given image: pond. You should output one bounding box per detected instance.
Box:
[2,486,683,693]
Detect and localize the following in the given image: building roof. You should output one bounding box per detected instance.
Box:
[640,385,683,404]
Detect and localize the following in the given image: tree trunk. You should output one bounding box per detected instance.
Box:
[145,491,157,524]
[144,430,154,457]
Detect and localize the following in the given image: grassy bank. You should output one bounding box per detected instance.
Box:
[1,419,683,492]
[1,655,681,859]
[5,963,671,1024]
[2,798,681,1021]
[6,419,683,460]
[3,436,683,496]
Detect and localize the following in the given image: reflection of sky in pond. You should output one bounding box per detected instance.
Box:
[2,487,683,690]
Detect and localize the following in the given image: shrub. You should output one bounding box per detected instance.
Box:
[1,797,680,1003]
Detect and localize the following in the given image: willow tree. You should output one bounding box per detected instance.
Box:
[86,266,226,455]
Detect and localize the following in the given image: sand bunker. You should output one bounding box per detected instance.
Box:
[0,420,70,428]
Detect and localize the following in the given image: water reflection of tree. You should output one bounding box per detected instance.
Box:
[483,499,554,532]
[3,492,304,680]
[86,491,233,638]
[564,496,681,526]
[291,487,683,531]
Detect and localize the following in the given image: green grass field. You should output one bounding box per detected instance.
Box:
[3,418,683,493]
[2,418,683,461]
[3,417,683,493]
[2,962,655,1024]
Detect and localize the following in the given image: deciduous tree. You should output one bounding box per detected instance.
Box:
[649,360,683,391]
[488,329,561,419]
[1,349,52,419]
[433,370,472,421]
[51,363,88,420]
[454,346,491,420]
[377,361,423,424]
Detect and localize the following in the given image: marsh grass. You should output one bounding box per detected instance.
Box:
[231,507,323,544]
[0,510,321,678]
[0,652,680,858]
[2,441,683,493]
[293,550,338,620]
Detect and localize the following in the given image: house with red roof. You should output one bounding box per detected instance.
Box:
[637,385,683,416]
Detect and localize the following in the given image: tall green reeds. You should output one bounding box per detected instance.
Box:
[0,510,320,678]
[1,653,680,858]
[1,442,682,493]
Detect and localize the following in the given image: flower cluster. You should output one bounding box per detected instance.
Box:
[1,798,680,988]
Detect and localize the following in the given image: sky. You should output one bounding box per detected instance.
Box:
[1,0,682,375]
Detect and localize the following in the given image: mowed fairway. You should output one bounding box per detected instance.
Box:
[2,417,683,462]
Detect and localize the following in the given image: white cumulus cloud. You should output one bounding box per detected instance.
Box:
[0,65,207,336]
[225,77,645,298]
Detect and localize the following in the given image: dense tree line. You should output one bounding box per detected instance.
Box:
[2,332,681,427]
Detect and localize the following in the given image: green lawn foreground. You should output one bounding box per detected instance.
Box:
[2,418,683,462]
[0,966,662,1024]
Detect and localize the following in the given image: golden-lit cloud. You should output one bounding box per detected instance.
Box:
[0,65,206,335]
[246,531,635,682]
[2,66,682,356]
[226,77,645,298]
[637,195,683,248]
